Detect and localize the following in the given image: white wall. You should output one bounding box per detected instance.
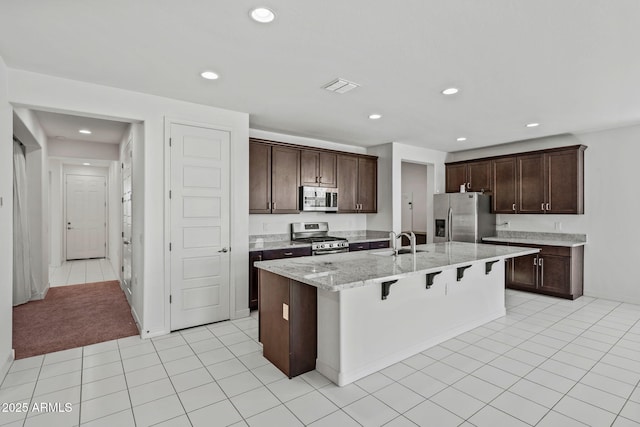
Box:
[13,108,49,299]
[8,69,249,337]
[0,56,13,380]
[365,144,393,232]
[248,129,368,236]
[383,143,448,241]
[401,162,428,233]
[49,139,119,160]
[447,127,640,304]
[108,160,121,276]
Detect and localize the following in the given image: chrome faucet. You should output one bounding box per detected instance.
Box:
[389,231,398,255]
[397,231,417,254]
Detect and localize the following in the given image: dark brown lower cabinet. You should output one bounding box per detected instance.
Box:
[349,240,390,252]
[505,243,583,299]
[249,247,312,311]
[258,270,317,378]
[249,252,263,310]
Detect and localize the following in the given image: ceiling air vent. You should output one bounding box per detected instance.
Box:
[322,78,360,94]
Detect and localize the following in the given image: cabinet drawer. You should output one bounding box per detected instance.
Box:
[369,240,390,249]
[262,247,312,260]
[539,245,571,257]
[349,242,370,251]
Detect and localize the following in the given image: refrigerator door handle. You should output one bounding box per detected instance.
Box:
[448,207,453,242]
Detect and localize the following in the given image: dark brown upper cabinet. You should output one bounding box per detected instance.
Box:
[545,148,584,214]
[249,141,300,214]
[450,145,586,215]
[517,153,546,214]
[249,141,272,214]
[445,163,467,193]
[492,157,517,214]
[337,155,377,213]
[300,151,337,188]
[271,146,301,213]
[250,138,377,214]
[445,160,492,193]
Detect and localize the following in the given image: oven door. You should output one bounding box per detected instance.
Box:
[313,247,349,255]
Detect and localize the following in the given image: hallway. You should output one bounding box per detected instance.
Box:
[49,259,117,287]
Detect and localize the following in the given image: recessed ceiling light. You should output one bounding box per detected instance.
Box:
[442,87,459,95]
[525,122,540,128]
[82,163,91,166]
[368,114,382,120]
[250,7,276,23]
[456,137,467,142]
[200,71,219,80]
[79,129,91,134]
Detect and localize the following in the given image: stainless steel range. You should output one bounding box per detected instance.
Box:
[291,222,349,255]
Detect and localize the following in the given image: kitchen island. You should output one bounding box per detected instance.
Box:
[255,241,539,386]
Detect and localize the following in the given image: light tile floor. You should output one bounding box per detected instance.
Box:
[2,290,640,426]
[49,259,118,287]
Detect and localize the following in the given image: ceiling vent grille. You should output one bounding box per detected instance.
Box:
[322,78,360,94]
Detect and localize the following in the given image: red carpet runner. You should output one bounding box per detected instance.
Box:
[12,281,139,359]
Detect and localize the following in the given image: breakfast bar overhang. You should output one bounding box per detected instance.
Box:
[255,242,539,386]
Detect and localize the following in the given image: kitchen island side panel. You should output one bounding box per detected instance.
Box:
[316,261,506,386]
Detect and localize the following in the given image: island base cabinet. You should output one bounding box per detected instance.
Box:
[258,270,317,378]
[505,244,583,300]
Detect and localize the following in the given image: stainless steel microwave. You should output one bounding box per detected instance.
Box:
[300,186,338,212]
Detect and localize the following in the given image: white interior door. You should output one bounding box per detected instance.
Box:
[122,138,133,297]
[170,123,230,330]
[66,174,107,260]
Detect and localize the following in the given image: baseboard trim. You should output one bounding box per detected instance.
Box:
[584,290,640,306]
[0,349,15,382]
[234,308,250,320]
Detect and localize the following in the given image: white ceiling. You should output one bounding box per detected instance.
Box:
[1,1,639,152]
[34,111,129,144]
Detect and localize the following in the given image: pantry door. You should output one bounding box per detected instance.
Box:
[170,123,230,330]
[66,175,107,260]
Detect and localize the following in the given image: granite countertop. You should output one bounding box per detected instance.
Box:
[482,231,587,248]
[249,230,391,252]
[254,242,539,292]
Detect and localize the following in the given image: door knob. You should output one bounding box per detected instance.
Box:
[218,247,229,253]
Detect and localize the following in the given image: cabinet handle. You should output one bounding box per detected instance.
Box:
[546,203,550,211]
[284,252,293,256]
[467,182,471,189]
[357,246,364,249]
[257,254,262,261]
[319,176,322,183]
[512,203,516,211]
[539,258,544,287]
[273,201,277,210]
[315,176,318,183]
[534,258,537,266]
[268,202,271,210]
[541,203,545,211]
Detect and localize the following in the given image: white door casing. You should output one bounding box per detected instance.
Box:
[170,123,231,330]
[66,174,107,260]
[122,137,133,298]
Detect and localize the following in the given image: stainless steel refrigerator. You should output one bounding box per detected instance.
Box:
[433,193,495,243]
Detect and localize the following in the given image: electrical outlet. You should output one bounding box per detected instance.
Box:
[505,221,510,228]
[555,222,562,231]
[282,303,289,320]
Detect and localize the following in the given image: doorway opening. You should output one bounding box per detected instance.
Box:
[401,161,430,246]
[11,108,142,359]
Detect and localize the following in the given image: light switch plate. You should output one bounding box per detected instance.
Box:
[282,303,289,320]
